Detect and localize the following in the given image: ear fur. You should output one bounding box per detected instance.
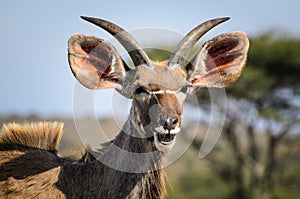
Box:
[68,34,125,90]
[187,31,249,87]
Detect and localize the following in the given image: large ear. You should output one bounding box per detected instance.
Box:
[68,34,126,90]
[187,32,249,87]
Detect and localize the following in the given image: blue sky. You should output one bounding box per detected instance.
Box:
[0,0,299,117]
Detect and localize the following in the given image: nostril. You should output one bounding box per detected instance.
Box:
[171,116,178,125]
[160,116,179,131]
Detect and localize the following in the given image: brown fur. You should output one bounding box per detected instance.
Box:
[0,121,166,198]
[136,63,186,92]
[0,122,65,198]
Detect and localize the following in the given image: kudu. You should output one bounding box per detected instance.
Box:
[0,16,249,198]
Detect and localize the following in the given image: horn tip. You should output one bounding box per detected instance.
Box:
[220,17,230,22]
[80,16,109,27]
[80,16,93,21]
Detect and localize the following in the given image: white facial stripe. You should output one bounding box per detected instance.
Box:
[170,126,181,134]
[166,90,177,94]
[149,90,164,95]
[148,90,178,95]
[154,126,181,135]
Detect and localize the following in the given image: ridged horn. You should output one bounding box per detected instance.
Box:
[81,16,151,67]
[168,17,230,67]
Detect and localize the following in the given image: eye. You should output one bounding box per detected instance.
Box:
[135,86,149,95]
[180,85,188,93]
[180,85,193,94]
[134,86,152,103]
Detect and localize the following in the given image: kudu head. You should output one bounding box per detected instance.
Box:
[68,16,249,152]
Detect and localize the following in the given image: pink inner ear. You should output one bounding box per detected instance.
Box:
[80,41,113,79]
[188,32,249,88]
[81,40,100,54]
[205,38,240,70]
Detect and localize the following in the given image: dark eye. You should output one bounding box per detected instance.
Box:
[134,86,151,103]
[135,86,148,95]
[181,85,188,93]
[180,85,193,94]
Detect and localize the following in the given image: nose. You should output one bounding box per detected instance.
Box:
[159,116,179,131]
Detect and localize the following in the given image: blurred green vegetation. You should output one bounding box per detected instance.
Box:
[166,170,232,199]
[249,33,300,83]
[145,48,172,61]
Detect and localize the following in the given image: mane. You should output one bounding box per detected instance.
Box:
[0,122,63,152]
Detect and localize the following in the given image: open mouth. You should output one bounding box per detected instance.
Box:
[154,126,180,146]
[157,133,176,145]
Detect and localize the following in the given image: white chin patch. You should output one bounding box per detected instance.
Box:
[154,126,180,152]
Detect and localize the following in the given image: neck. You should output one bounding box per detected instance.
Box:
[91,117,166,198]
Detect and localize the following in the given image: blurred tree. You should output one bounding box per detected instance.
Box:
[190,33,300,199]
